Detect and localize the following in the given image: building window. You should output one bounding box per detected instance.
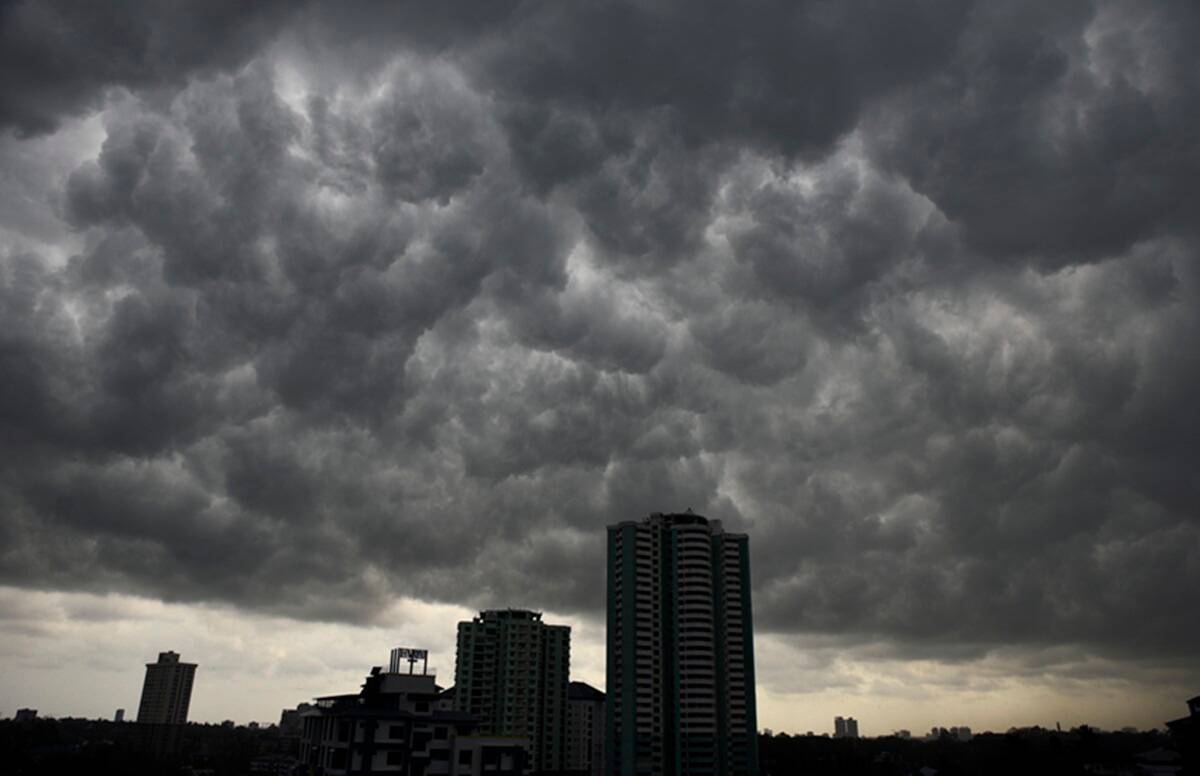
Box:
[459,749,473,765]
[434,726,448,740]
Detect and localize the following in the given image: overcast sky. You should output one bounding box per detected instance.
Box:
[2,0,1198,735]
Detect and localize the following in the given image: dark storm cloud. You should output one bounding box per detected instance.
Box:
[864,0,1200,264]
[1,0,1198,685]
[0,0,295,137]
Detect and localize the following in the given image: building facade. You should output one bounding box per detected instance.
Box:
[301,666,526,775]
[607,512,758,776]
[454,609,570,774]
[136,651,197,725]
[566,681,605,776]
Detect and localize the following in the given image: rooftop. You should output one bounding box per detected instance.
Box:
[475,609,543,622]
[568,681,605,702]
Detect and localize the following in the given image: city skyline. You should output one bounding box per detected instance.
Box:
[1,583,1187,737]
[2,0,1199,748]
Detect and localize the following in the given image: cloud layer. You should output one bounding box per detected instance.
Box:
[2,0,1198,702]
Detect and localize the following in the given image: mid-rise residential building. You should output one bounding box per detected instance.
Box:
[300,662,526,775]
[834,716,859,739]
[566,681,605,776]
[454,609,570,774]
[607,511,758,776]
[136,651,197,725]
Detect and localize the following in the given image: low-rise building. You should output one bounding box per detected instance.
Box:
[300,664,526,775]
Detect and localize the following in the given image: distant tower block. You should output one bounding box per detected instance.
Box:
[136,651,197,725]
[115,708,125,723]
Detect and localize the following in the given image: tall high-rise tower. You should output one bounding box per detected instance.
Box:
[136,651,197,725]
[454,609,570,774]
[607,512,758,776]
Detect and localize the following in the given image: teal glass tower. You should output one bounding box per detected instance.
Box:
[606,512,758,776]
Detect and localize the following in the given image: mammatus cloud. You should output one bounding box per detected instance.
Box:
[1,0,1198,722]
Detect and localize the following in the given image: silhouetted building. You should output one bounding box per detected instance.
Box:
[566,681,605,776]
[1166,695,1200,768]
[607,511,759,776]
[15,708,37,722]
[249,753,301,774]
[301,663,526,775]
[135,650,197,756]
[1167,695,1200,733]
[454,609,569,774]
[137,651,196,725]
[115,708,125,723]
[280,702,315,736]
[834,717,858,739]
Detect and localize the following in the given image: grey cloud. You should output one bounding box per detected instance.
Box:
[0,0,1198,687]
[476,0,971,159]
[863,0,1200,264]
[0,0,294,137]
[719,152,935,331]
